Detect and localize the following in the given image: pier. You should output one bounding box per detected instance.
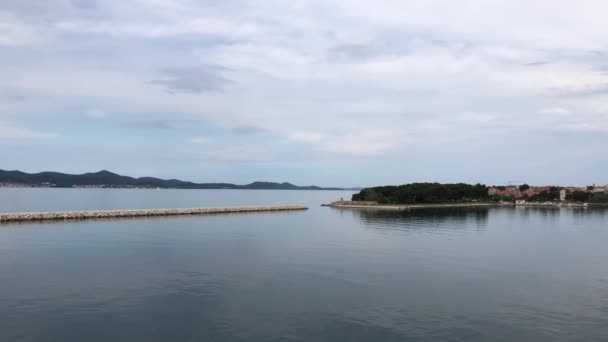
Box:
[0,205,308,223]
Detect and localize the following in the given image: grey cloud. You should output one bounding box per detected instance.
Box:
[327,44,383,61]
[552,83,608,97]
[72,0,96,10]
[523,61,550,67]
[326,33,468,63]
[149,66,234,94]
[124,119,178,130]
[0,0,83,15]
[0,88,28,102]
[596,65,608,74]
[231,125,267,135]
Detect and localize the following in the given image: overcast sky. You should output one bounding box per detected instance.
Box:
[1,0,607,187]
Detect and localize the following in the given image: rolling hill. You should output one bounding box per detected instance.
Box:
[0,169,357,190]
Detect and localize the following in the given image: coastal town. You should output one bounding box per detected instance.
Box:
[488,184,608,206]
[341,182,608,209]
[488,185,608,197]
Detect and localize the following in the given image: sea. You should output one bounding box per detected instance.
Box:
[1,188,607,341]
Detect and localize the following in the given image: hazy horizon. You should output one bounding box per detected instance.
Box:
[2,168,606,189]
[2,1,608,187]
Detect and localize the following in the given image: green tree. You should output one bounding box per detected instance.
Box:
[567,191,589,202]
[352,183,490,204]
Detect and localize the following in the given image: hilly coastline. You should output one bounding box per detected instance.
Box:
[0,169,359,190]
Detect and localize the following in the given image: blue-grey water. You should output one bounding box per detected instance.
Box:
[1,189,607,342]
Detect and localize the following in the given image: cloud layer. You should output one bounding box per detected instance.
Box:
[1,0,607,186]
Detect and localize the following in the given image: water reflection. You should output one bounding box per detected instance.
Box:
[337,207,490,231]
[514,207,561,222]
[344,206,608,232]
[514,206,608,222]
[572,207,608,218]
[2,191,608,342]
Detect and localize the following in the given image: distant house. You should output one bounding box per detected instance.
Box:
[488,186,521,198]
[522,189,536,197]
[490,185,603,200]
[488,187,500,196]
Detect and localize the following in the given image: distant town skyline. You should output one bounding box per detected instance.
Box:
[1,1,608,187]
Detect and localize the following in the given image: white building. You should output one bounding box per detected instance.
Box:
[559,189,566,201]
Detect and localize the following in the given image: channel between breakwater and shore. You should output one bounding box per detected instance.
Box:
[0,205,308,223]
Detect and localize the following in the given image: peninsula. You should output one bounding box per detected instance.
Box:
[0,169,359,190]
[326,182,608,209]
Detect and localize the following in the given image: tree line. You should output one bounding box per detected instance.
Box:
[352,183,489,204]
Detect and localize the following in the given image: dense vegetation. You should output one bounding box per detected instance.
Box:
[526,187,561,202]
[520,188,608,203]
[566,191,608,203]
[352,183,489,204]
[0,169,350,190]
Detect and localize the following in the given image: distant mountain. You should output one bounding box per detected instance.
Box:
[0,169,359,190]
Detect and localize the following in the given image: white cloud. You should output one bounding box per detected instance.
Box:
[84,109,108,118]
[190,137,211,145]
[326,0,608,50]
[290,130,398,157]
[537,102,608,133]
[0,122,59,140]
[193,146,273,163]
[540,107,572,117]
[289,131,323,144]
[2,0,608,184]
[189,137,274,162]
[55,17,261,38]
[0,13,48,46]
[324,138,394,156]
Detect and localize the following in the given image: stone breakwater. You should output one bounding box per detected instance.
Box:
[0,205,308,223]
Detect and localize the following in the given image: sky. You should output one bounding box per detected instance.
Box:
[1,0,608,187]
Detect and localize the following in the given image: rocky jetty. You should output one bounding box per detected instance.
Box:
[0,205,308,223]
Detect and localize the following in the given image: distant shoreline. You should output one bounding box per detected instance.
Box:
[0,186,357,191]
[0,169,360,191]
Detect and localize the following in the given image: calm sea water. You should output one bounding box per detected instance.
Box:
[1,189,607,342]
